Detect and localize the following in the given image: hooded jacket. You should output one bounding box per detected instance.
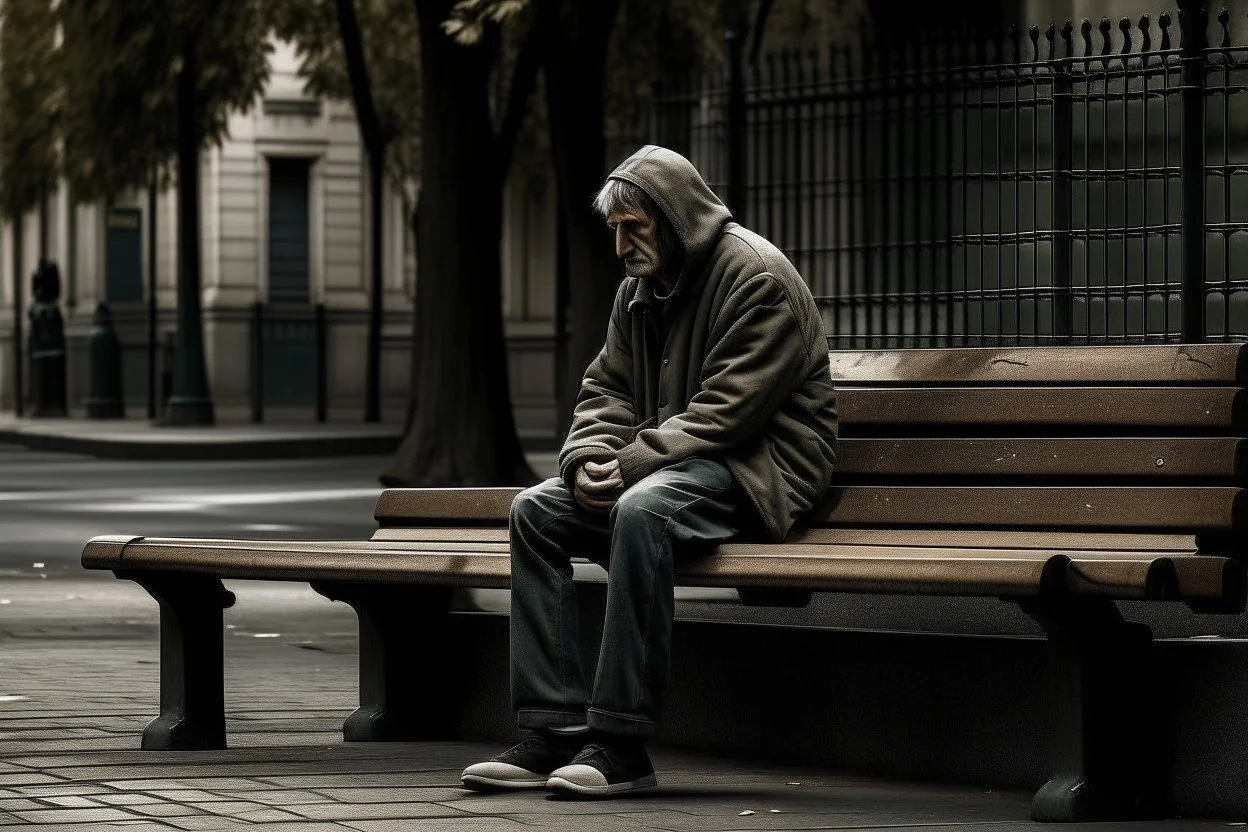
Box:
[558,145,838,542]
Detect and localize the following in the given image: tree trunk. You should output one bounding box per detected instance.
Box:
[165,46,215,426]
[381,0,535,486]
[333,0,386,424]
[544,0,623,425]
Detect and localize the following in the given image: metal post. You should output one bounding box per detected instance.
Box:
[147,181,158,420]
[365,153,383,423]
[250,302,263,424]
[11,213,23,417]
[726,27,747,223]
[315,303,327,423]
[1178,0,1207,342]
[1051,25,1074,341]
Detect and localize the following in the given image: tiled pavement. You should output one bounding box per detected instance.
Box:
[0,578,1237,831]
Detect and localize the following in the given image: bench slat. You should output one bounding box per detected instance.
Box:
[780,528,1196,551]
[829,344,1248,385]
[819,486,1244,531]
[839,387,1243,430]
[374,486,1244,534]
[375,488,520,525]
[81,535,1243,605]
[369,526,1198,552]
[837,438,1245,480]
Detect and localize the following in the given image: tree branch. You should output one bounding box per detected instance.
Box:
[334,0,387,154]
[748,0,776,64]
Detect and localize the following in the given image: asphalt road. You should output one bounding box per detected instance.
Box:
[0,445,391,576]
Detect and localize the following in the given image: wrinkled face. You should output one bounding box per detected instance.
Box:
[606,209,662,278]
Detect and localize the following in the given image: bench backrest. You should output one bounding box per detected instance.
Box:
[375,345,1248,552]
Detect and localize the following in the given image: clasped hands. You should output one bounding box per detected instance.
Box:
[574,458,624,513]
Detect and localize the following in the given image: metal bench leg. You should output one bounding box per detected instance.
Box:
[122,572,236,751]
[311,582,454,742]
[1020,598,1161,822]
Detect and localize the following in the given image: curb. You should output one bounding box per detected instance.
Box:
[0,429,404,461]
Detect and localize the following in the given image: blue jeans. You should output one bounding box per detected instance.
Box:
[509,457,743,739]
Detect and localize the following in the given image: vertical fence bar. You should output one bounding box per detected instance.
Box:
[250,302,263,424]
[315,303,327,423]
[1051,25,1074,341]
[1178,0,1207,341]
[1141,16,1152,341]
[943,29,953,341]
[727,28,747,222]
[1219,9,1231,340]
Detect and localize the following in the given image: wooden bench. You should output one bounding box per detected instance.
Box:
[81,343,1248,822]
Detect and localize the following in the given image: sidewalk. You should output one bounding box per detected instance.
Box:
[0,416,402,461]
[0,578,1231,831]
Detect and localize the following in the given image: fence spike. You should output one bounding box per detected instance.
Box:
[1219,7,1231,47]
[1010,23,1022,62]
[1159,10,1171,50]
[1099,17,1113,56]
[1029,25,1041,62]
[1081,19,1094,57]
[1140,15,1152,53]
[1120,17,1132,54]
[1061,21,1074,58]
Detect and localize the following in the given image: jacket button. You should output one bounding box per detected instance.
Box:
[662,358,670,365]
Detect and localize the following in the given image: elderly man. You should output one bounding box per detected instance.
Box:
[462,145,838,797]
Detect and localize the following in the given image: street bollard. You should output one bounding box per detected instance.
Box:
[27,259,68,417]
[85,301,125,419]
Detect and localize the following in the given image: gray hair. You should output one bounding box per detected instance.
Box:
[592,178,683,274]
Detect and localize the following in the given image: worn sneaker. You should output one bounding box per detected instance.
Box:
[461,734,580,791]
[546,739,657,796]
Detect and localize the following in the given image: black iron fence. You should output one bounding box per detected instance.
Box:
[653,2,1248,347]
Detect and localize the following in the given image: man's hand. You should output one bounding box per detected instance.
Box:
[574,459,624,512]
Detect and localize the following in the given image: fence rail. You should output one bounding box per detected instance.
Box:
[653,2,1248,348]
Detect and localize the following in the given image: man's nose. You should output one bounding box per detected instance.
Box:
[615,227,632,259]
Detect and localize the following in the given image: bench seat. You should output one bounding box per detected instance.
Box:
[82,533,1243,603]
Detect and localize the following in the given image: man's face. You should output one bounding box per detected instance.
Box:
[607,209,662,278]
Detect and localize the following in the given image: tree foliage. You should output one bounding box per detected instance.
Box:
[0,0,60,218]
[267,0,422,200]
[58,0,272,201]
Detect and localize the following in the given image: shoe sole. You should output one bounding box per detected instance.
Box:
[546,773,657,797]
[461,774,549,792]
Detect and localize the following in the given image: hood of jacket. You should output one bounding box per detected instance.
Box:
[605,145,733,303]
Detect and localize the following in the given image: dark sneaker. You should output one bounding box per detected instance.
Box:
[461,734,579,791]
[546,740,657,796]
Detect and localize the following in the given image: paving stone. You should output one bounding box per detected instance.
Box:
[205,788,327,806]
[13,782,110,797]
[0,773,61,786]
[38,794,105,807]
[128,802,209,818]
[310,786,467,803]
[344,819,528,832]
[231,807,306,822]
[94,793,165,806]
[11,806,140,824]
[176,800,272,816]
[146,790,230,802]
[291,801,470,820]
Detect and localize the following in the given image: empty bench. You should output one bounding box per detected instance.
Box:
[82,343,1248,822]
